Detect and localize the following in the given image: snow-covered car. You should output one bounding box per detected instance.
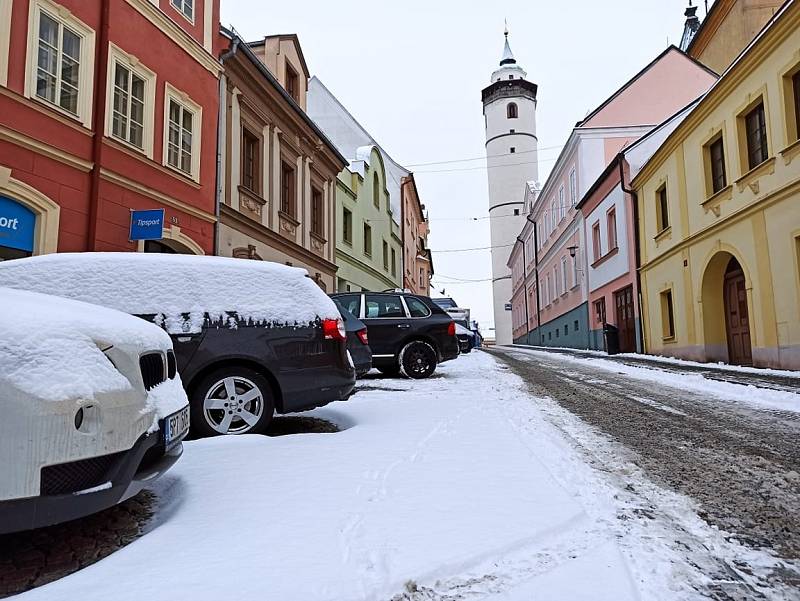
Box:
[0,253,356,437]
[0,288,189,534]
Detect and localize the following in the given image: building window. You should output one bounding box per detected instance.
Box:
[558,186,565,220]
[551,201,556,229]
[656,184,669,232]
[660,289,675,340]
[569,169,577,206]
[280,162,296,217]
[166,99,194,176]
[286,63,299,102]
[391,248,397,277]
[419,267,424,288]
[30,3,96,123]
[111,63,146,149]
[363,223,372,257]
[311,188,324,237]
[743,101,768,170]
[373,173,380,209]
[241,129,260,193]
[170,0,194,21]
[607,208,617,250]
[507,103,518,119]
[707,135,727,195]
[546,274,552,305]
[382,240,389,270]
[342,207,352,244]
[510,147,516,153]
[592,222,601,261]
[793,71,800,142]
[514,208,520,216]
[561,257,568,295]
[595,298,606,326]
[574,320,579,331]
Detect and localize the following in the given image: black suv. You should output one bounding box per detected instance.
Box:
[0,254,356,437]
[331,292,459,379]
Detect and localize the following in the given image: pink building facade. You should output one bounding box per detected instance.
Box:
[509,46,718,349]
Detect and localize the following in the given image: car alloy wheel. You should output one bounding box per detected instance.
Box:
[400,341,437,379]
[203,376,265,435]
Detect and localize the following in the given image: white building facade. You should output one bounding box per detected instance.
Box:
[482,31,538,345]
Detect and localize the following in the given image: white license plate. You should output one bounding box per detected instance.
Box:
[165,405,190,448]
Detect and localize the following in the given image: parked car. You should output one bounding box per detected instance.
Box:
[0,287,189,534]
[0,254,356,438]
[333,299,372,377]
[331,291,459,379]
[455,323,474,354]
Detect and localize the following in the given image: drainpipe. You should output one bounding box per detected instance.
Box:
[529,215,542,346]
[87,0,111,251]
[517,236,530,342]
[215,37,241,256]
[618,155,646,354]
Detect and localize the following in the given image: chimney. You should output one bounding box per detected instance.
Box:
[680,2,701,51]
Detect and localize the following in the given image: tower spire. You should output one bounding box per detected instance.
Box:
[500,22,516,66]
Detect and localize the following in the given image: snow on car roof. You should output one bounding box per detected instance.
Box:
[0,253,339,332]
[0,287,172,403]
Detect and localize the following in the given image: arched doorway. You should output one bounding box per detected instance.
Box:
[701,251,753,366]
[723,257,752,365]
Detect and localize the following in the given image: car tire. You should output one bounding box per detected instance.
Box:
[191,367,275,437]
[377,365,401,378]
[399,341,438,379]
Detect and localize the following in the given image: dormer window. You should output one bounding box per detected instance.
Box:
[285,63,299,102]
[507,103,518,119]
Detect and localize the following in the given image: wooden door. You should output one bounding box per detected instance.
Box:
[724,261,752,365]
[614,286,636,353]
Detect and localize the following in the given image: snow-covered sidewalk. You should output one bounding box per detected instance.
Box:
[16,352,792,600]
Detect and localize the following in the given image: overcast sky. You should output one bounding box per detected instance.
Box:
[222,0,706,333]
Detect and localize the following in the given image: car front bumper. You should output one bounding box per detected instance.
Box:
[0,427,184,535]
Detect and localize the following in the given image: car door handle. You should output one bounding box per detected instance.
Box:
[397,324,411,329]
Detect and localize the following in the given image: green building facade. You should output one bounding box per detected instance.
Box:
[335,146,403,292]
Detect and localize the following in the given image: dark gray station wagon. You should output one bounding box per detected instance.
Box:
[332,292,459,379]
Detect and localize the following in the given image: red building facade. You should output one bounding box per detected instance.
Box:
[0,0,221,259]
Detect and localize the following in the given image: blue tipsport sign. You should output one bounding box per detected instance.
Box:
[0,196,36,253]
[129,209,165,241]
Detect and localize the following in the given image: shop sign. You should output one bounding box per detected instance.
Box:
[130,209,165,241]
[0,196,36,253]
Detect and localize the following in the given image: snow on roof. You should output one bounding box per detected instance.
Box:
[0,287,172,403]
[0,253,339,333]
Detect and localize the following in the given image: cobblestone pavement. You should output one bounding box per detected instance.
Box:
[0,415,339,598]
[489,347,800,597]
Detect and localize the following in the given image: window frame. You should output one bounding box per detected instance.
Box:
[656,183,669,233]
[660,288,676,341]
[742,100,769,171]
[607,207,617,250]
[25,0,96,128]
[592,221,601,261]
[705,134,727,196]
[342,206,353,245]
[363,222,372,257]
[311,187,324,237]
[285,62,299,102]
[391,247,397,277]
[793,70,800,143]
[382,239,389,271]
[105,43,156,157]
[162,83,202,182]
[280,161,297,217]
[561,256,568,296]
[241,127,261,194]
[569,169,577,206]
[169,0,195,24]
[507,102,518,119]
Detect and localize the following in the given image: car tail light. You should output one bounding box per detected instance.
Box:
[447,322,456,337]
[323,318,347,341]
[356,328,369,345]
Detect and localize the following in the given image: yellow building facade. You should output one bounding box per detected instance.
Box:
[634,1,800,370]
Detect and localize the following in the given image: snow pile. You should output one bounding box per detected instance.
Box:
[0,287,172,403]
[144,377,190,433]
[0,253,340,333]
[510,346,800,413]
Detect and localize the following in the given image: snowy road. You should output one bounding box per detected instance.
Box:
[491,345,800,596]
[12,351,800,600]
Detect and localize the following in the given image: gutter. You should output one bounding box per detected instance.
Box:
[215,37,241,256]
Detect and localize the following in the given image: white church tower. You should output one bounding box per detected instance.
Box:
[482,27,538,345]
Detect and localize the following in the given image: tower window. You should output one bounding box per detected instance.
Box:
[510,129,515,134]
[510,147,516,153]
[508,75,514,80]
[507,103,518,119]
[514,209,520,216]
